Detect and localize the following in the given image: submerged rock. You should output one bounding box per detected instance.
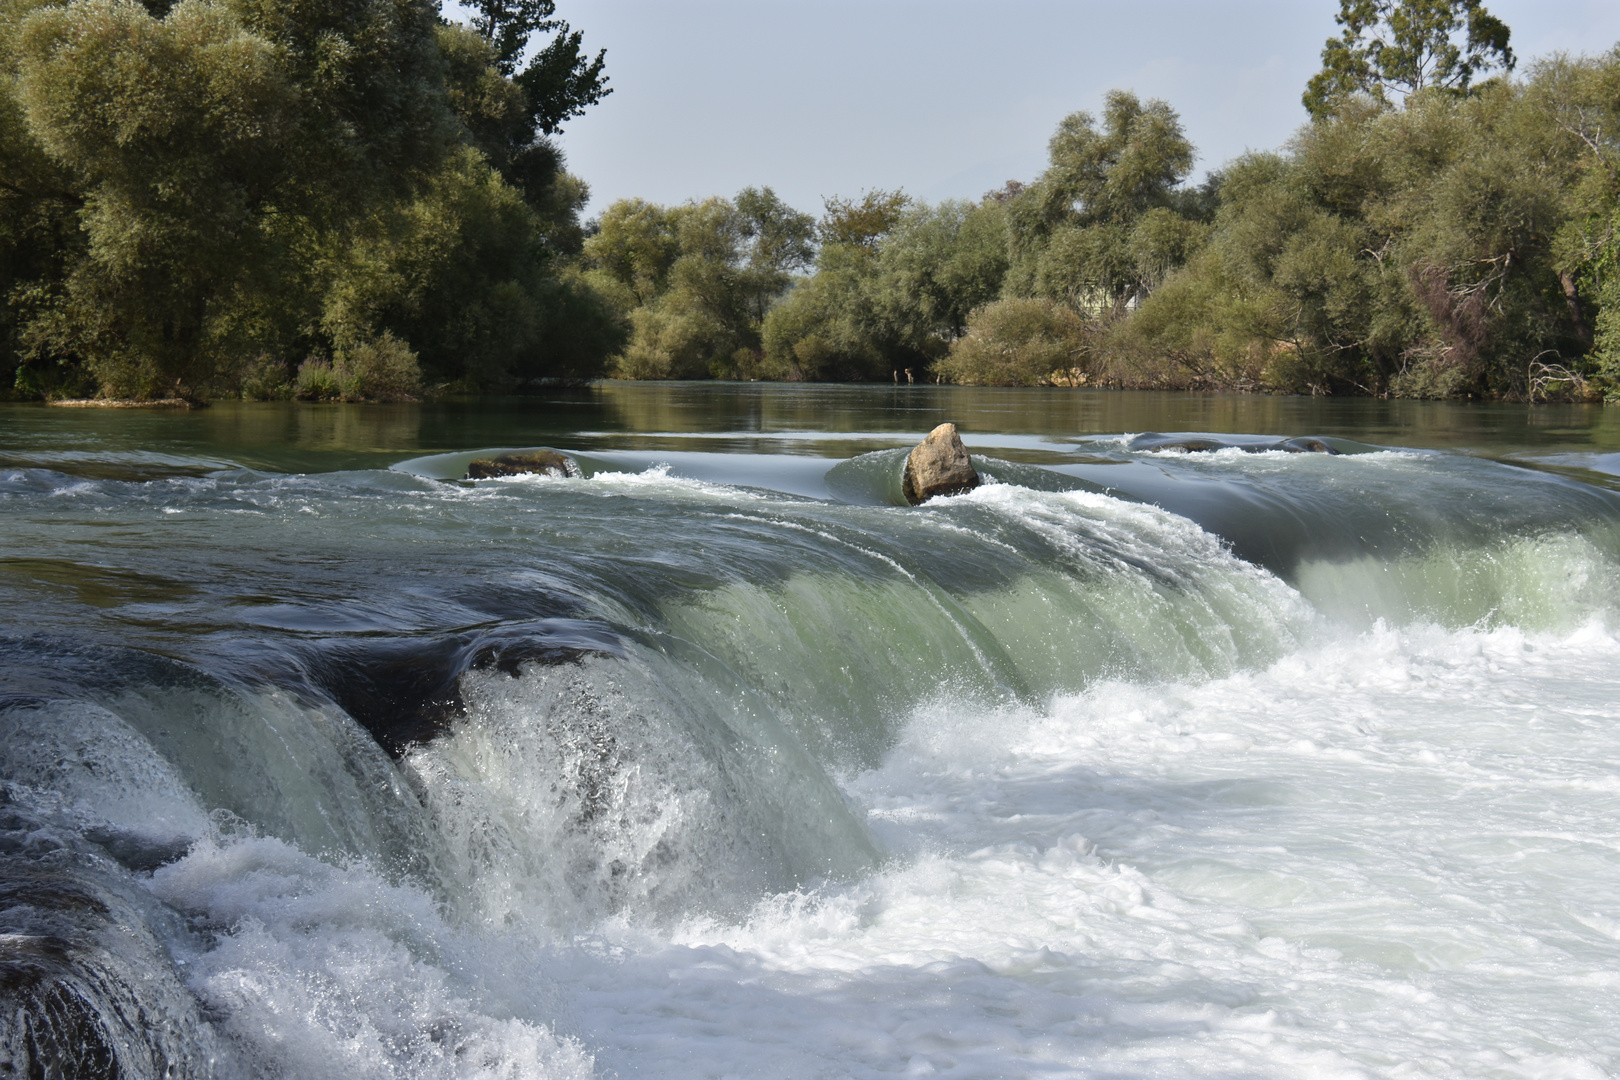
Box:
[464,451,576,480]
[903,423,980,505]
[1127,432,1340,455]
[1275,437,1339,455]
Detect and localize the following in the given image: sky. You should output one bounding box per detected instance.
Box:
[478,0,1620,219]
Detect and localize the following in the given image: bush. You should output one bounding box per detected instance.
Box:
[296,333,421,401]
[239,354,294,400]
[610,299,730,379]
[934,298,1090,385]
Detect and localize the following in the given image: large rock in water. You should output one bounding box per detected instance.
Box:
[464,451,575,479]
[903,423,980,505]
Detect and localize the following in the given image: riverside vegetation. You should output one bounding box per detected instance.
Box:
[1,0,623,402]
[3,0,1620,402]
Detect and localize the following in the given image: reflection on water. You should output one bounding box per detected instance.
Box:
[5,383,1620,476]
[0,559,197,609]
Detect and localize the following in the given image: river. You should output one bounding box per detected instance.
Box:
[2,384,1619,1079]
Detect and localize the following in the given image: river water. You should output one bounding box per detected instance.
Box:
[3,384,1620,1079]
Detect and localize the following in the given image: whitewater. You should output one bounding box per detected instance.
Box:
[2,389,1618,1080]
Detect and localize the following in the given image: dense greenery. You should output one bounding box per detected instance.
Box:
[1,0,622,401]
[1302,0,1513,118]
[580,187,816,379]
[578,0,1620,400]
[8,0,1618,401]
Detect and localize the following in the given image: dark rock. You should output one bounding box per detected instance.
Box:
[464,451,576,480]
[1127,432,1340,455]
[1275,437,1339,455]
[903,423,980,505]
[0,807,235,1078]
[300,626,621,756]
[1139,436,1230,453]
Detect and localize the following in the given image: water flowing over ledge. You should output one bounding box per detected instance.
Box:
[3,391,1620,1078]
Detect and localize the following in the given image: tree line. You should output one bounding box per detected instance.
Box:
[2,0,623,402]
[4,0,1618,402]
[587,0,1620,400]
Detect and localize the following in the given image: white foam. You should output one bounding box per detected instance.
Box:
[144,620,1620,1078]
[150,837,594,1080]
[564,620,1620,1078]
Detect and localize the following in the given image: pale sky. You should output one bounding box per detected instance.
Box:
[485,0,1620,219]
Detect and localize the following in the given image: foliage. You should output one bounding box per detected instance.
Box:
[934,299,1089,386]
[820,190,911,252]
[563,23,1617,401]
[0,0,617,400]
[1001,91,1202,314]
[1101,52,1616,399]
[294,332,421,402]
[1304,0,1514,118]
[584,188,816,379]
[756,196,1010,381]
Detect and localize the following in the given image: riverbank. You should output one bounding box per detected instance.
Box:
[46,397,201,409]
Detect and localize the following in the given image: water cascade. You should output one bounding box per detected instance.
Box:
[2,395,1619,1078]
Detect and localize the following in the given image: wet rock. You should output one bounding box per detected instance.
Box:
[301,625,621,756]
[464,451,576,480]
[0,796,236,1079]
[1144,437,1229,453]
[903,423,980,505]
[1275,437,1339,455]
[1126,432,1340,455]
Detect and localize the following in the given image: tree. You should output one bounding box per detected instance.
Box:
[761,196,1012,381]
[584,189,819,379]
[935,298,1088,386]
[1304,0,1514,118]
[1002,91,1198,313]
[15,0,319,399]
[819,190,910,253]
[468,0,609,137]
[734,186,816,323]
[2,0,619,400]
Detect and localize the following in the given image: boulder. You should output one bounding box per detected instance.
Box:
[464,451,575,480]
[1127,433,1340,455]
[1275,437,1339,455]
[903,423,980,504]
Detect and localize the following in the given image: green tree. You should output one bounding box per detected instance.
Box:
[733,185,816,323]
[819,190,910,253]
[0,0,86,397]
[761,196,1011,381]
[1303,0,1514,118]
[456,0,607,211]
[1110,55,1609,399]
[935,298,1088,386]
[15,0,318,398]
[587,189,818,379]
[1,0,618,400]
[469,0,608,136]
[1003,91,1198,313]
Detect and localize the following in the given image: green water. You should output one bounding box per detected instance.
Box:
[6,383,1620,480]
[7,382,1620,1078]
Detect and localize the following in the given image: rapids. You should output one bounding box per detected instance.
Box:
[2,385,1619,1079]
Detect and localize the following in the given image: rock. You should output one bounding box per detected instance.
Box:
[464,451,576,480]
[903,423,980,504]
[1127,433,1340,455]
[1275,437,1339,455]
[1125,432,1231,453]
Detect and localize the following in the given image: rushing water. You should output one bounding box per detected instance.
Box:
[3,384,1620,1079]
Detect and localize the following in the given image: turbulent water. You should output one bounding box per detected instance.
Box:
[3,386,1620,1079]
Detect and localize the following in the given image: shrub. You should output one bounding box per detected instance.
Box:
[295,332,421,401]
[934,298,1089,385]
